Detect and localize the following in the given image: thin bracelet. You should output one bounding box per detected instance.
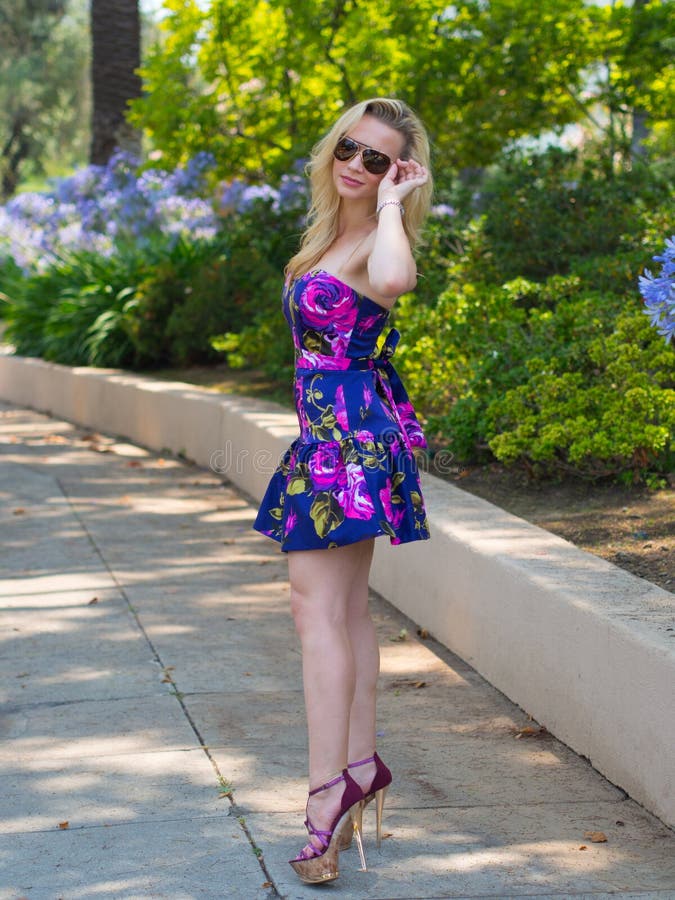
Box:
[376,199,405,217]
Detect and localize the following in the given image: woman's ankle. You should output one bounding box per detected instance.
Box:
[347,757,376,792]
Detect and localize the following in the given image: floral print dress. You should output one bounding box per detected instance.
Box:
[253,269,430,552]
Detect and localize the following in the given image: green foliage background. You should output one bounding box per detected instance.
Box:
[129,0,675,182]
[215,150,674,483]
[2,0,674,484]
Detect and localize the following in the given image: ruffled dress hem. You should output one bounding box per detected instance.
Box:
[253,433,430,553]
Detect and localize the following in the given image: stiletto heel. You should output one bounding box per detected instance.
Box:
[289,769,366,883]
[351,800,368,870]
[339,752,392,851]
[374,783,389,848]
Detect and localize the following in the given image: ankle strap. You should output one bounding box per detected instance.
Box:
[308,770,345,797]
[348,754,376,769]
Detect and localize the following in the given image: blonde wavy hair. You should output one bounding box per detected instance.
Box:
[286,98,433,282]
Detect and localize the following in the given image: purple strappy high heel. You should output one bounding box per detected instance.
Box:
[339,752,392,850]
[289,768,366,883]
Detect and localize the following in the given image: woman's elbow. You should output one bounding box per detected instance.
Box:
[370,267,417,300]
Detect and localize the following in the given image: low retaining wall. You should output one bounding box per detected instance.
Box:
[1,350,673,829]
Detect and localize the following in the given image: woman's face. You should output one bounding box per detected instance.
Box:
[332,114,406,202]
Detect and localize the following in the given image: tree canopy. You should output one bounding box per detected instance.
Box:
[0,0,90,197]
[129,0,675,182]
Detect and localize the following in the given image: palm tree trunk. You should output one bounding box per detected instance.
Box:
[89,0,142,164]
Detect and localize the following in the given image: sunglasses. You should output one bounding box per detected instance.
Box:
[333,136,392,175]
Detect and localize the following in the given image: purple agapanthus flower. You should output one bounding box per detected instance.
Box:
[275,174,309,213]
[0,150,311,274]
[238,183,279,211]
[219,179,247,212]
[0,152,220,272]
[430,203,456,218]
[639,235,675,344]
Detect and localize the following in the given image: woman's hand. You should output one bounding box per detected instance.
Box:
[377,158,429,205]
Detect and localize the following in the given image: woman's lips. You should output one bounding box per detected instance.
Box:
[340,175,363,187]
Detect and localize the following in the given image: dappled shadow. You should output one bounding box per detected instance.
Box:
[243,800,675,898]
[3,400,675,897]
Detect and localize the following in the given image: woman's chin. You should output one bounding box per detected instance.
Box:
[335,179,375,202]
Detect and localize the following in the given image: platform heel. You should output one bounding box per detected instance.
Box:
[289,769,367,883]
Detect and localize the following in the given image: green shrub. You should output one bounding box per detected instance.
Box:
[395,239,674,481]
[207,200,299,380]
[128,236,234,368]
[394,279,527,459]
[2,196,303,370]
[2,248,143,366]
[210,303,294,384]
[0,258,23,320]
[391,153,675,483]
[487,309,674,479]
[479,147,675,281]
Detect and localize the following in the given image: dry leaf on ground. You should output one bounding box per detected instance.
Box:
[584,830,608,843]
[514,725,549,739]
[389,628,408,642]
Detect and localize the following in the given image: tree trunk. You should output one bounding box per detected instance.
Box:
[89,0,142,165]
[1,115,30,198]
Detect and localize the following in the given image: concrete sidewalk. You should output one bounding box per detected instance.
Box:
[1,399,674,900]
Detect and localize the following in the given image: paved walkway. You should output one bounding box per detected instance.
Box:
[2,399,675,900]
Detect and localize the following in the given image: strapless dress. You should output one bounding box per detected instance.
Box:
[253,269,430,551]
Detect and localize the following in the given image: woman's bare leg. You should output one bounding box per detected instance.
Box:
[345,539,381,791]
[288,541,369,851]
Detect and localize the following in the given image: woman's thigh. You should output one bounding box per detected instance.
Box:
[288,539,374,626]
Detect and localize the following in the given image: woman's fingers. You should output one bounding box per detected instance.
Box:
[395,159,428,183]
[377,159,429,207]
[378,162,401,190]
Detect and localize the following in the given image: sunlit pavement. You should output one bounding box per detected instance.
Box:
[2,399,675,900]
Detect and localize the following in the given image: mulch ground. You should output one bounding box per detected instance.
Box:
[447,463,674,594]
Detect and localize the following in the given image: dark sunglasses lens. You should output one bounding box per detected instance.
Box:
[334,138,358,161]
[362,149,391,174]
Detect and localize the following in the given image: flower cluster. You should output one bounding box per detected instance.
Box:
[0,152,311,275]
[218,172,309,217]
[430,203,456,218]
[0,151,220,273]
[639,235,675,344]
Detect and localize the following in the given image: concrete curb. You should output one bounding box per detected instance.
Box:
[1,350,673,830]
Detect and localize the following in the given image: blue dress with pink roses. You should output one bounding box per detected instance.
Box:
[253,269,430,552]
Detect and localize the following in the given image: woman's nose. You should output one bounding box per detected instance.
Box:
[346,152,363,173]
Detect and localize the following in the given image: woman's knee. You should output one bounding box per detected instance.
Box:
[290,586,349,638]
[289,586,312,632]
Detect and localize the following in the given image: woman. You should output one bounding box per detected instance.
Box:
[254,97,432,884]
